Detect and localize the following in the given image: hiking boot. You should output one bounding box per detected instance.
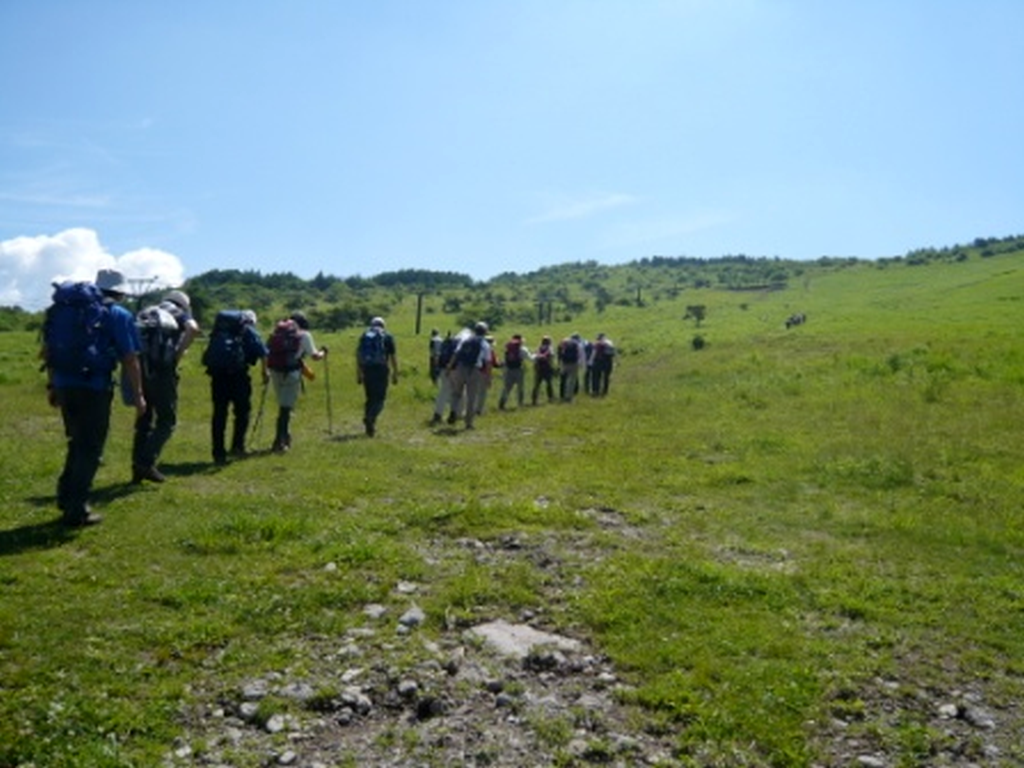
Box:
[430,413,442,425]
[63,507,102,527]
[213,454,228,466]
[364,418,376,437]
[446,412,457,425]
[230,447,248,458]
[134,465,166,483]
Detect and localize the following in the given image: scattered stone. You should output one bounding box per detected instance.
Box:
[856,756,886,768]
[277,749,298,765]
[278,682,316,702]
[264,713,287,734]
[340,687,372,716]
[467,620,582,659]
[242,679,270,700]
[962,706,996,730]
[363,603,387,619]
[399,605,426,628]
[415,695,446,720]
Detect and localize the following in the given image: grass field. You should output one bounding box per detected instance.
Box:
[1,252,1022,766]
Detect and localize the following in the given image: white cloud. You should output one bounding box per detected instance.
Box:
[527,193,638,224]
[0,228,186,311]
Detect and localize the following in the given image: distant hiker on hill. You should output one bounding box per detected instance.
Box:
[447,321,490,430]
[41,269,146,526]
[131,289,200,484]
[476,335,500,416]
[531,335,557,405]
[588,332,616,397]
[266,311,326,453]
[558,333,585,402]
[498,333,531,410]
[356,316,398,437]
[202,309,268,465]
[430,330,458,425]
[428,328,443,384]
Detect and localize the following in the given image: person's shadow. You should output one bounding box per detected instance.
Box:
[0,516,77,555]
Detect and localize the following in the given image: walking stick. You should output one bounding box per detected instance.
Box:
[323,349,334,434]
[251,377,268,449]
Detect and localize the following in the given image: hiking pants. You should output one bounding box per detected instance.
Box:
[559,362,580,402]
[57,387,113,520]
[433,369,454,418]
[362,364,390,430]
[210,372,252,460]
[133,370,178,469]
[591,359,613,396]
[449,365,484,427]
[532,366,555,404]
[498,366,525,409]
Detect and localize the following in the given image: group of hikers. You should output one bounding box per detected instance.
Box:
[38,269,614,527]
[426,322,617,430]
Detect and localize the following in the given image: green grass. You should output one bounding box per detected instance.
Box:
[1,251,1023,766]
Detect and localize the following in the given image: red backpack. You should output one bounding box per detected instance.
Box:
[267,319,302,372]
[504,339,523,369]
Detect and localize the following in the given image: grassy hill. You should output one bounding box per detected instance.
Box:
[1,248,1022,766]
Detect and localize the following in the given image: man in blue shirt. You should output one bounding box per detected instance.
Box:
[43,269,146,526]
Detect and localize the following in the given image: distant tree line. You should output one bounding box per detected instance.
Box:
[1,238,1022,331]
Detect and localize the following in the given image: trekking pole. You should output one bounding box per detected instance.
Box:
[323,348,333,434]
[251,377,268,449]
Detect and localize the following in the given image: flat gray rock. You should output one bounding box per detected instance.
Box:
[468,620,581,659]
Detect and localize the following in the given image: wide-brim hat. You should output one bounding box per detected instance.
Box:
[95,268,128,294]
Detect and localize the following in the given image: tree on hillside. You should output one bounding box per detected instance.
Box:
[684,305,707,327]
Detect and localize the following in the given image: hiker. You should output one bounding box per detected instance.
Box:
[581,336,594,395]
[41,269,146,526]
[558,333,586,402]
[356,316,398,437]
[589,333,616,396]
[131,289,200,484]
[430,331,458,425]
[498,333,531,410]
[266,311,327,453]
[202,309,268,464]
[531,335,557,405]
[475,335,500,416]
[428,328,443,384]
[447,322,490,430]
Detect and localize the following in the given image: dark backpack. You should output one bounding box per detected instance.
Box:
[43,281,116,378]
[358,328,388,367]
[267,319,302,372]
[534,345,553,372]
[504,339,523,369]
[437,336,458,368]
[202,310,248,373]
[593,340,614,362]
[455,335,482,367]
[137,302,182,375]
[559,340,579,364]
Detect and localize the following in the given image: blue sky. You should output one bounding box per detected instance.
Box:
[2,0,1022,309]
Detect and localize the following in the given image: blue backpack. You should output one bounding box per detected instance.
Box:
[358,329,388,367]
[202,310,248,373]
[43,282,116,377]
